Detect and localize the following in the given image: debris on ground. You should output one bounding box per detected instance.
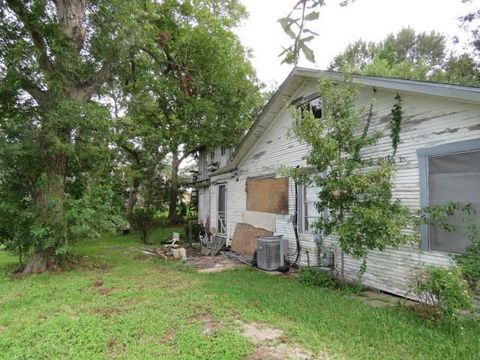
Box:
[186,248,245,273]
[221,250,253,265]
[172,247,187,260]
[137,247,168,260]
[201,234,226,256]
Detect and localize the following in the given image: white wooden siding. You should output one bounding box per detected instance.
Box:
[211,78,480,298]
[197,188,210,226]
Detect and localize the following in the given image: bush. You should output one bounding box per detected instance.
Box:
[299,267,335,288]
[128,208,159,243]
[455,241,480,291]
[409,265,473,320]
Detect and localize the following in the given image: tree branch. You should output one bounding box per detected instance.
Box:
[74,58,114,100]
[18,75,48,104]
[5,0,53,73]
[179,144,204,164]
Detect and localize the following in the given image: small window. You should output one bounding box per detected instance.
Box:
[297,95,323,119]
[418,140,480,253]
[299,182,322,233]
[221,146,226,156]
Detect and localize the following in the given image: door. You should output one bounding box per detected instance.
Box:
[217,184,227,234]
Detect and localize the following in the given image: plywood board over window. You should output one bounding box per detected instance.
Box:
[246,177,288,214]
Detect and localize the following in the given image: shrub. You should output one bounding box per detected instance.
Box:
[409,265,473,319]
[299,267,335,288]
[128,208,159,243]
[455,237,480,291]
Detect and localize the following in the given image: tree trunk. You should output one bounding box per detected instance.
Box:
[168,150,181,226]
[25,150,67,274]
[22,250,59,275]
[125,176,141,219]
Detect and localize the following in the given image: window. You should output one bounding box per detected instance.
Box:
[221,146,226,156]
[299,182,322,233]
[210,151,215,161]
[296,93,323,119]
[418,140,480,253]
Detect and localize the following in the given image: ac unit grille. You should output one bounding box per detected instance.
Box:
[256,236,285,271]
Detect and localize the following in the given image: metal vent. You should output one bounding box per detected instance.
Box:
[256,236,285,271]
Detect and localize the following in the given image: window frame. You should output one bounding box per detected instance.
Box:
[297,172,326,234]
[418,139,480,252]
[294,92,323,120]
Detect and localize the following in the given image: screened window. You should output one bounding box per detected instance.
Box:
[419,140,480,253]
[300,183,322,233]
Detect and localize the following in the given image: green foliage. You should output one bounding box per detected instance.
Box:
[128,208,159,244]
[0,0,146,266]
[389,94,402,156]
[456,243,480,291]
[330,27,480,86]
[418,201,480,292]
[110,0,261,225]
[279,0,354,64]
[299,267,335,288]
[409,265,473,320]
[0,185,122,262]
[0,0,260,267]
[288,79,416,262]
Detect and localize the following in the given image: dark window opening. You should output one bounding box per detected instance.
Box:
[297,95,323,119]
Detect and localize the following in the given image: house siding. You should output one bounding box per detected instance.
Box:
[210,77,480,298]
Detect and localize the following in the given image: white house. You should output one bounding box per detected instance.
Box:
[195,67,480,298]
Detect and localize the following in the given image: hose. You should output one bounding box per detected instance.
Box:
[292,167,301,266]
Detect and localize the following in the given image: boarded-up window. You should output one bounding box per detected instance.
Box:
[246,177,288,214]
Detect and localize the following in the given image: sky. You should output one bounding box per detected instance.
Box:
[235,0,479,86]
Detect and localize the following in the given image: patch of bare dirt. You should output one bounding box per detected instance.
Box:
[193,313,223,336]
[97,287,115,296]
[158,328,177,345]
[0,325,6,334]
[106,338,126,359]
[92,307,123,318]
[243,322,285,344]
[186,248,244,273]
[78,257,113,272]
[92,279,104,287]
[251,344,317,360]
[241,322,327,360]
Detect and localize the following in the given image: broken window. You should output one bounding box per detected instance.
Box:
[295,93,323,119]
[418,140,480,253]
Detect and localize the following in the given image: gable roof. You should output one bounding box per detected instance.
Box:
[213,67,480,175]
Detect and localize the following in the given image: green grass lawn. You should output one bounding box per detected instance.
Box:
[1,228,479,359]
